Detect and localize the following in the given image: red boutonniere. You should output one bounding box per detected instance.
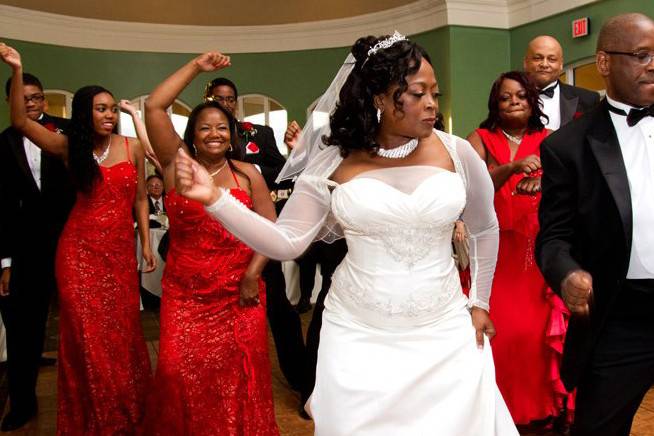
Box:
[573,111,583,120]
[239,122,258,142]
[43,122,63,134]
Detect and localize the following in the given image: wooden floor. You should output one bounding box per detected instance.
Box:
[0,305,652,435]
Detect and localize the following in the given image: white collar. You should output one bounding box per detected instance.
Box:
[541,80,559,91]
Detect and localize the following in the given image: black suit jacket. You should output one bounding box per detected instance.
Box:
[0,114,75,287]
[536,99,632,390]
[558,83,600,126]
[235,123,286,190]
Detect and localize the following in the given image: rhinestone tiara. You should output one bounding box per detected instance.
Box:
[366,31,407,59]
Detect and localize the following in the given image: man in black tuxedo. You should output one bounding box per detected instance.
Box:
[204,78,308,407]
[524,35,600,130]
[536,13,654,436]
[146,174,165,228]
[0,73,74,431]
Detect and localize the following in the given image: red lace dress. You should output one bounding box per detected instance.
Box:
[476,128,571,425]
[147,172,278,435]
[55,144,152,435]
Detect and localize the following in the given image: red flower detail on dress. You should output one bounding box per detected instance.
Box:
[241,122,255,131]
[573,111,583,120]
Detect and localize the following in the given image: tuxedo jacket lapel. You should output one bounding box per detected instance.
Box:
[560,84,579,125]
[587,101,632,253]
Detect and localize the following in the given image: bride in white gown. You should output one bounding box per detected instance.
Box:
[174,34,518,435]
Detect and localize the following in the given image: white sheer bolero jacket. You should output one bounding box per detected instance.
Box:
[206,130,499,310]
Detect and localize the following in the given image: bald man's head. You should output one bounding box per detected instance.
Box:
[597,13,654,51]
[523,35,564,89]
[596,13,654,107]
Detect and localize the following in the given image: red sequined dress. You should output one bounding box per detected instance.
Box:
[476,128,571,424]
[147,169,278,435]
[55,141,152,435]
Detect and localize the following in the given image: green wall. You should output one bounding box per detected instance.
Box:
[1,0,652,137]
[448,26,510,137]
[0,39,351,129]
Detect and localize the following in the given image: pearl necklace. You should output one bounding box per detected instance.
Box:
[501,129,523,145]
[93,134,112,164]
[376,138,419,159]
[208,160,228,177]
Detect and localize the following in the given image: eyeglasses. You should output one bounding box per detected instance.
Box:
[24,93,45,103]
[604,50,654,65]
[205,95,237,104]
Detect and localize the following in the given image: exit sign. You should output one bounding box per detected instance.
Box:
[572,17,590,38]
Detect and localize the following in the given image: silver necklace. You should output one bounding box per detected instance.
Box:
[376,138,419,159]
[501,129,523,145]
[93,134,112,164]
[208,160,228,177]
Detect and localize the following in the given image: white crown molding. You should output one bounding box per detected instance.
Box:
[507,0,599,28]
[446,1,510,28]
[0,2,449,53]
[0,0,600,53]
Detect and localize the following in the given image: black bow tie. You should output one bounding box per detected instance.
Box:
[539,82,558,99]
[608,103,654,127]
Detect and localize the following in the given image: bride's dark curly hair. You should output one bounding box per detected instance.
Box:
[323,35,432,157]
[67,85,117,193]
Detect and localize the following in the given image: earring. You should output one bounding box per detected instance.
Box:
[376,108,382,123]
[190,144,198,155]
[229,144,233,152]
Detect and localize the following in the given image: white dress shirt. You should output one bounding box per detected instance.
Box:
[607,95,654,279]
[150,196,163,213]
[23,136,42,190]
[540,81,561,131]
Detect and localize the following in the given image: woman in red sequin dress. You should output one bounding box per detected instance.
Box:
[144,52,279,434]
[467,71,571,426]
[3,46,155,435]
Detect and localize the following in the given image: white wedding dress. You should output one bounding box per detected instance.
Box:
[206,130,518,435]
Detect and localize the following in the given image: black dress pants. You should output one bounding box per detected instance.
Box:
[573,279,654,436]
[0,268,54,414]
[262,260,307,392]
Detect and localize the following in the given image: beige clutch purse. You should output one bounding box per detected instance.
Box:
[452,222,470,271]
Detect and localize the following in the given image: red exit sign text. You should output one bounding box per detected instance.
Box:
[572,17,590,38]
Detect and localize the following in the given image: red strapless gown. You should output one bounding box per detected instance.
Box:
[146,187,278,435]
[476,128,572,425]
[55,161,152,435]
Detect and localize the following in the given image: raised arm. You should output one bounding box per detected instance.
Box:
[120,100,162,174]
[175,148,331,260]
[144,52,230,173]
[0,43,68,159]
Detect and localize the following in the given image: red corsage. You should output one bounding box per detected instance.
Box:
[573,111,583,120]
